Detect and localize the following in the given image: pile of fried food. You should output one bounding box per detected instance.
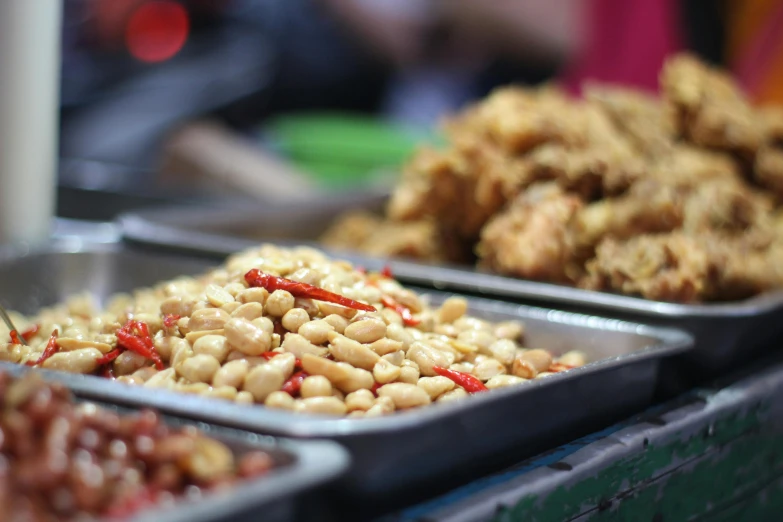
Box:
[0,245,586,417]
[0,371,275,521]
[321,54,783,303]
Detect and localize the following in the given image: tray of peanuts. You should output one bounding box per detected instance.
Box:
[0,239,692,505]
[0,365,349,522]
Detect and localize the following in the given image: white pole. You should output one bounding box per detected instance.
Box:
[0,0,62,244]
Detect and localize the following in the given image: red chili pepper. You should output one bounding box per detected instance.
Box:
[97,347,123,366]
[9,330,22,345]
[25,330,60,367]
[281,371,308,396]
[260,351,302,368]
[548,363,575,373]
[162,314,180,328]
[245,269,376,312]
[116,320,163,370]
[20,324,39,342]
[380,295,420,326]
[432,366,488,393]
[101,365,116,379]
[7,324,38,345]
[371,381,382,396]
[380,265,394,279]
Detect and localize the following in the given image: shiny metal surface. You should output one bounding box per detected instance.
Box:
[0,241,692,509]
[0,364,349,522]
[118,203,783,377]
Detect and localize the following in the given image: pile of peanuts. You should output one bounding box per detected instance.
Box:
[0,371,275,521]
[0,245,587,417]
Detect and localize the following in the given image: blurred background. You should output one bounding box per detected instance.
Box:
[55,0,782,220]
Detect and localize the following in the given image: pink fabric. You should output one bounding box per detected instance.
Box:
[560,0,683,95]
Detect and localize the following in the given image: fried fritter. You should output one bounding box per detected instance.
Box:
[388,132,542,253]
[477,184,584,283]
[585,84,674,158]
[466,86,586,154]
[650,146,742,187]
[526,105,648,200]
[320,211,446,262]
[580,233,723,302]
[661,54,762,158]
[322,53,783,303]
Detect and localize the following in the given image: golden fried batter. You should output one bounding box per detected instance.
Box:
[661,54,762,158]
[580,234,726,302]
[320,211,445,262]
[477,185,584,283]
[320,53,783,303]
[585,84,674,158]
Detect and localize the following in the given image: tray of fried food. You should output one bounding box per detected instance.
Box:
[313,54,783,374]
[0,367,348,522]
[0,240,690,503]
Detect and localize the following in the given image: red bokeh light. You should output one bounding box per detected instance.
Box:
[125,1,189,63]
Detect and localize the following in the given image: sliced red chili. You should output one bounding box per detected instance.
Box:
[116,320,163,370]
[548,363,575,373]
[380,295,420,326]
[245,269,376,312]
[20,324,39,342]
[371,381,382,396]
[25,330,60,367]
[97,347,123,366]
[9,331,22,345]
[101,365,116,379]
[162,314,180,328]
[281,371,308,396]
[380,265,393,279]
[432,366,488,393]
[261,351,303,368]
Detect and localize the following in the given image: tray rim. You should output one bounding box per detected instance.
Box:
[118,208,783,319]
[0,238,693,439]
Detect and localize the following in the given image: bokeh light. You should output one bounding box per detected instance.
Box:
[125,1,189,63]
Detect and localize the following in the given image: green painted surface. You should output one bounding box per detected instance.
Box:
[492,399,781,522]
[703,474,783,522]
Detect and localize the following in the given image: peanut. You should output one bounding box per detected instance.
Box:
[224,318,271,356]
[327,332,380,370]
[243,365,286,402]
[377,383,431,409]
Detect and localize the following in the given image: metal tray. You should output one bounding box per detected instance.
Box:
[0,364,350,522]
[393,350,783,522]
[119,203,783,379]
[120,193,385,245]
[0,241,691,513]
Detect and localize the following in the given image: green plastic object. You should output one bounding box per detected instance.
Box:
[264,112,434,190]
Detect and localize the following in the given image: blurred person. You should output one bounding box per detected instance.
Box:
[322,0,684,128]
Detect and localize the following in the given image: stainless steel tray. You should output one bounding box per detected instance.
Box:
[0,241,691,512]
[121,193,385,245]
[0,364,350,522]
[119,203,783,378]
[395,351,783,522]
